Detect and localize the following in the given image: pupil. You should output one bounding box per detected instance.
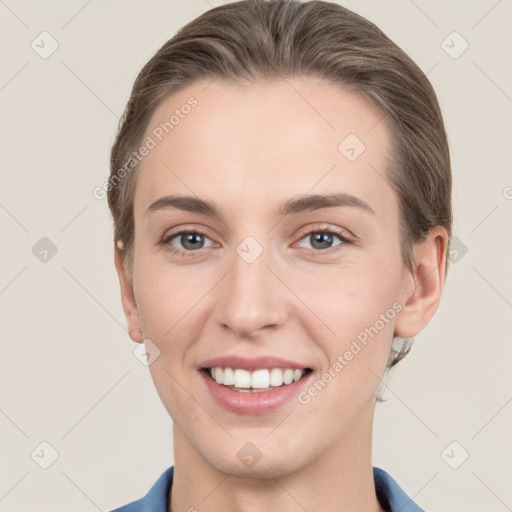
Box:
[312,232,332,249]
[183,233,203,249]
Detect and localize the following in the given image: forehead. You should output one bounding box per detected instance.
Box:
[134,76,397,224]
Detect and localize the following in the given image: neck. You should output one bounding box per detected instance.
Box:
[169,399,384,512]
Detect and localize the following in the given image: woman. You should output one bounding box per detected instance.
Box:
[108,0,451,510]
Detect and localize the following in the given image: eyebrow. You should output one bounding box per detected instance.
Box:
[146,192,376,219]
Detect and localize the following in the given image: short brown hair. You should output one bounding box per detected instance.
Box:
[108,0,452,374]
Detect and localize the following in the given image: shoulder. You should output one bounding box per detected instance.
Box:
[109,466,174,512]
[373,467,425,512]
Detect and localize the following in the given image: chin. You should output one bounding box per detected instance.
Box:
[203,441,310,480]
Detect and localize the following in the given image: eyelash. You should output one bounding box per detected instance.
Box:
[159,225,354,258]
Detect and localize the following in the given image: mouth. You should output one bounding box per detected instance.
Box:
[200,367,313,393]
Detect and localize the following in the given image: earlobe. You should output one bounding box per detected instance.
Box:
[114,241,144,343]
[394,226,448,339]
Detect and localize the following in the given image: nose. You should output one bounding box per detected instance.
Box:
[213,242,289,339]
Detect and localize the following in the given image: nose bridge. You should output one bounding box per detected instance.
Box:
[214,236,287,337]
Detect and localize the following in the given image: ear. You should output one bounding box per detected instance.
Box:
[114,241,143,343]
[394,226,449,339]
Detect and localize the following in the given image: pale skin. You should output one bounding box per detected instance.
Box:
[114,76,448,512]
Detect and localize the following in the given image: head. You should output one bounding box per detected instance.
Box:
[108,0,451,477]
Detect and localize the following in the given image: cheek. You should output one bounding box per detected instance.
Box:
[298,260,400,332]
[299,276,398,416]
[133,263,216,366]
[135,248,401,351]
[134,267,210,420]
[296,258,401,385]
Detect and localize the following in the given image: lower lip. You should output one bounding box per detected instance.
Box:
[199,370,313,415]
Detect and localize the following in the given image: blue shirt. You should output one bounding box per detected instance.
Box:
[110,465,424,511]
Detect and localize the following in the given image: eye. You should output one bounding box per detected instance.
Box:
[159,225,354,257]
[161,229,215,256]
[295,226,353,254]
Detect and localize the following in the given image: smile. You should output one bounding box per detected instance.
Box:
[205,367,313,392]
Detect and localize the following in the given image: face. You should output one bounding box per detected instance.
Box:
[117,76,431,478]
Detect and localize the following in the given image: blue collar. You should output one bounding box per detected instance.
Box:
[111,465,424,511]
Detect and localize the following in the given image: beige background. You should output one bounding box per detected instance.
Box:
[1,0,511,511]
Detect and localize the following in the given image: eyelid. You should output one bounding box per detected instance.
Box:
[295,222,355,243]
[162,224,210,241]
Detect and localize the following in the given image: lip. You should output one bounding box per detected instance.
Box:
[199,355,311,372]
[199,367,313,415]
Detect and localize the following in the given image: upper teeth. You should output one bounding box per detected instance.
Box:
[210,367,306,389]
